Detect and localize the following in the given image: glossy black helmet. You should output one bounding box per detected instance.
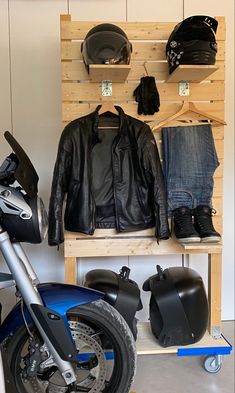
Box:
[143,265,209,347]
[81,23,132,71]
[166,15,218,74]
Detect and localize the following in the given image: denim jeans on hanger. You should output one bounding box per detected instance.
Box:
[161,124,219,215]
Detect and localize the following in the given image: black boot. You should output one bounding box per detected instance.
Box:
[194,205,221,243]
[172,206,201,243]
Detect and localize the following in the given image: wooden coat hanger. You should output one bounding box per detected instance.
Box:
[152,102,226,131]
[98,102,119,116]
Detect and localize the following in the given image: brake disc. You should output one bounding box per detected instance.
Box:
[69,324,107,392]
[20,322,107,393]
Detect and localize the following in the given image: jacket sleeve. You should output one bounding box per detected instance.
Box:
[48,128,72,246]
[142,125,170,240]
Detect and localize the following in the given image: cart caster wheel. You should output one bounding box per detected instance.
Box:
[203,355,222,373]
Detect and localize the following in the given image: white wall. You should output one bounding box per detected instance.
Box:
[0,0,234,321]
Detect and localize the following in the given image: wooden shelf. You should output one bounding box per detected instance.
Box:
[89,64,131,82]
[166,65,219,83]
[136,322,231,355]
[64,230,222,258]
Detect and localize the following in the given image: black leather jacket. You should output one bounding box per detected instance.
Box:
[48,106,170,245]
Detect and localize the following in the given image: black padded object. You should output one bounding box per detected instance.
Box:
[143,265,209,347]
[84,266,143,340]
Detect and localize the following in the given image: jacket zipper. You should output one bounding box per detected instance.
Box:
[88,143,96,235]
[111,136,120,232]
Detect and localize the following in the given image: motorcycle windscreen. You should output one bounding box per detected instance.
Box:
[4,131,38,197]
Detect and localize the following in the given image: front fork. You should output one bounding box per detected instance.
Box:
[0,227,77,385]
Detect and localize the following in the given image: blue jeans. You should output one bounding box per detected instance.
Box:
[162,125,219,214]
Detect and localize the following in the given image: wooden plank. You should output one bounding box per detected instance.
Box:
[213,178,223,197]
[215,139,224,159]
[215,16,226,42]
[61,60,225,82]
[167,65,219,83]
[212,197,223,215]
[211,126,224,140]
[60,14,71,22]
[60,17,225,41]
[214,160,224,178]
[61,61,145,82]
[64,235,223,258]
[208,254,222,334]
[136,322,229,355]
[62,101,224,122]
[145,61,225,82]
[65,256,77,284]
[89,64,131,82]
[61,21,182,41]
[212,216,223,233]
[62,81,225,102]
[61,41,225,62]
[62,102,225,124]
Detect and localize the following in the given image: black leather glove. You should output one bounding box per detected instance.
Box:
[133,76,160,115]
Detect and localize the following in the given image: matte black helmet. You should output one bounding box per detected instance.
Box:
[81,23,132,71]
[166,15,218,74]
[143,265,209,347]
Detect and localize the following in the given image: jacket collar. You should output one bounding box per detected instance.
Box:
[92,105,132,149]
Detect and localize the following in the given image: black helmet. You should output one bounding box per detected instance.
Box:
[81,23,132,71]
[166,15,218,74]
[143,265,209,347]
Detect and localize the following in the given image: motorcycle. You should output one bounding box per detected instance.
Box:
[0,131,136,393]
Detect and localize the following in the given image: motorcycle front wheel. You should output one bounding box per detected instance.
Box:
[7,299,136,393]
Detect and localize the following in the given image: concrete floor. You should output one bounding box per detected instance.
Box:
[132,321,234,393]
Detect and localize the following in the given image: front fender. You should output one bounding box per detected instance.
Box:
[0,283,104,344]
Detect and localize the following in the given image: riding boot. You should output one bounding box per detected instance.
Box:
[194,205,221,243]
[172,206,201,243]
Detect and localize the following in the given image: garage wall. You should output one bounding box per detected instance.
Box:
[0,0,234,320]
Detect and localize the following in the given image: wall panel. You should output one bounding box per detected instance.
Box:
[0,0,11,156]
[0,0,15,319]
[8,0,68,284]
[69,0,127,21]
[127,0,183,21]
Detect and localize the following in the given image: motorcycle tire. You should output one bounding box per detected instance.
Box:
[6,299,136,393]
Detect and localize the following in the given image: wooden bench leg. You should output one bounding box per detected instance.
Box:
[208,253,222,337]
[65,257,77,284]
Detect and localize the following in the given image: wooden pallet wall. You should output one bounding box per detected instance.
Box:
[60,16,226,333]
[61,16,225,119]
[60,15,225,237]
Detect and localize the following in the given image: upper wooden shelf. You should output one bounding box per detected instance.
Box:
[166,65,219,83]
[89,64,131,82]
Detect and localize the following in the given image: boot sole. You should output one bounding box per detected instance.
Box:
[200,236,221,243]
[177,237,201,243]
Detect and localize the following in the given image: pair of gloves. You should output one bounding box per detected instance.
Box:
[133,76,160,115]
